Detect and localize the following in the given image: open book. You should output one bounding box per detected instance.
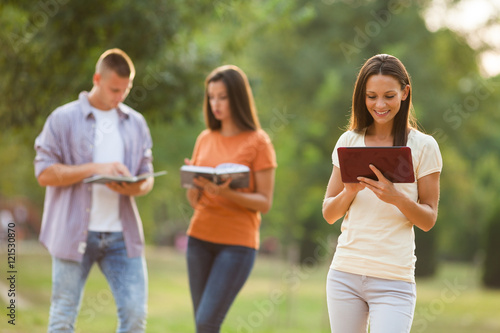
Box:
[180,163,250,189]
[83,170,167,184]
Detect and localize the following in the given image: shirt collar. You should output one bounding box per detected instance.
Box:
[78,91,129,120]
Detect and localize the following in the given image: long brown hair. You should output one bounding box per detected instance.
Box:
[348,54,417,146]
[203,65,261,131]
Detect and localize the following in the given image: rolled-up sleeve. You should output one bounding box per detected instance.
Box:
[138,117,154,175]
[34,112,63,177]
[35,93,154,261]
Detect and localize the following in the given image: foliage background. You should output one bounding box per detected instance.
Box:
[1,0,500,278]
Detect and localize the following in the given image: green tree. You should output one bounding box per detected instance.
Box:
[228,0,495,271]
[483,206,500,288]
[0,0,233,240]
[1,0,499,273]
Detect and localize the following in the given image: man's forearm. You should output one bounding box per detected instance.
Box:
[37,163,97,187]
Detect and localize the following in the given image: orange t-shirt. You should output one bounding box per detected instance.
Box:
[187,129,277,249]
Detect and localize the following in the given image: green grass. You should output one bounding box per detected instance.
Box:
[2,243,500,332]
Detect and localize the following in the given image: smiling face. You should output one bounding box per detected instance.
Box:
[207,80,231,122]
[365,74,409,128]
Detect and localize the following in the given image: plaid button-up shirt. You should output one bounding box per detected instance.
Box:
[34,92,153,261]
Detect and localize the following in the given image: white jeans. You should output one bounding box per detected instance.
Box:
[326,269,416,333]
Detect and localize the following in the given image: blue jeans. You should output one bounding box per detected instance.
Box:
[48,232,148,333]
[187,236,256,333]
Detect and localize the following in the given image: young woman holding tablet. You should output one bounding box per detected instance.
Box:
[322,54,442,333]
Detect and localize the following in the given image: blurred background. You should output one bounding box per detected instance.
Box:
[1,0,500,332]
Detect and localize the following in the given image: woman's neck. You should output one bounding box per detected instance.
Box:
[219,119,243,137]
[365,123,393,146]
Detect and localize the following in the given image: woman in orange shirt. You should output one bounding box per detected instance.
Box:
[185,65,277,333]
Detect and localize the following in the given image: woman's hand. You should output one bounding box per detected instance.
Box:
[322,165,363,224]
[359,164,441,231]
[357,164,403,205]
[192,176,232,198]
[184,158,203,208]
[344,182,366,195]
[190,168,275,214]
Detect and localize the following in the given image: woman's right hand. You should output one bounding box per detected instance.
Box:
[323,166,364,224]
[184,157,201,208]
[344,182,365,195]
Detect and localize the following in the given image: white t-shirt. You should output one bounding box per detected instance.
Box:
[330,129,443,282]
[88,107,124,232]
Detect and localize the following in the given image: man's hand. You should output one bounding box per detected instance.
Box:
[94,163,153,197]
[38,161,131,187]
[106,179,149,196]
[95,162,131,177]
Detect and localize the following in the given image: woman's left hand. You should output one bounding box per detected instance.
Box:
[357,164,403,205]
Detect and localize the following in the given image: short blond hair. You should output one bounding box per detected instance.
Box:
[95,48,135,80]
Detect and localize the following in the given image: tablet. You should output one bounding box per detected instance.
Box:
[337,146,415,183]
